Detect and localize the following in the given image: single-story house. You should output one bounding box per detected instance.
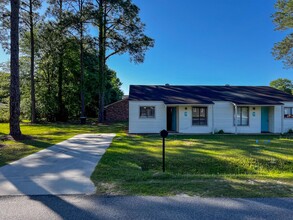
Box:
[128,85,293,134]
[104,96,129,122]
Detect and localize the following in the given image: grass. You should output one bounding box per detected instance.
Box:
[0,122,127,167]
[91,133,293,197]
[1,122,293,197]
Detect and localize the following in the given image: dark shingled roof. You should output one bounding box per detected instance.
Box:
[129,85,293,105]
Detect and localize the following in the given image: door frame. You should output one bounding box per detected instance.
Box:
[167,107,178,132]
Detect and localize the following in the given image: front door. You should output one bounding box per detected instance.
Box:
[167,107,177,131]
[261,107,269,133]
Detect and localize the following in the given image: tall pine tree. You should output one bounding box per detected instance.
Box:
[93,0,154,122]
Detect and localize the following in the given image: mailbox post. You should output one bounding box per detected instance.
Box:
[160,129,168,172]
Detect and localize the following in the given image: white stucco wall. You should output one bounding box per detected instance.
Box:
[273,106,282,133]
[268,107,275,133]
[213,102,234,133]
[129,101,166,133]
[212,102,262,134]
[178,105,213,133]
[129,100,287,134]
[282,102,293,132]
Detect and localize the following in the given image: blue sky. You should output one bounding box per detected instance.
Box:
[0,0,292,94]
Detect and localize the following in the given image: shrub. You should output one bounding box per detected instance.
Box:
[217,129,225,134]
[0,104,9,123]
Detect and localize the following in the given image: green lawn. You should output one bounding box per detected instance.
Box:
[1,122,293,197]
[91,133,293,197]
[0,122,126,167]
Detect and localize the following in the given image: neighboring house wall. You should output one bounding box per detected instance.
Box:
[282,102,293,132]
[129,101,166,133]
[178,105,213,133]
[104,99,129,122]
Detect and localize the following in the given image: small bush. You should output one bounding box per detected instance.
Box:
[0,104,9,123]
[217,129,225,134]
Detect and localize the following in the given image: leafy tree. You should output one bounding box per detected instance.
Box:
[0,72,10,103]
[105,69,123,104]
[0,72,10,122]
[46,0,69,121]
[0,1,10,51]
[1,0,126,124]
[64,0,93,122]
[93,0,154,122]
[20,0,42,123]
[1,0,42,123]
[10,0,22,136]
[270,78,293,94]
[272,0,293,68]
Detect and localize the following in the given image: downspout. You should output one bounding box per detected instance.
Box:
[165,103,167,131]
[281,105,284,134]
[232,103,238,134]
[212,104,215,134]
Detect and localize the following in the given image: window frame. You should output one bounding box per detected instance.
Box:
[234,106,249,126]
[284,107,293,119]
[192,106,208,126]
[139,106,156,119]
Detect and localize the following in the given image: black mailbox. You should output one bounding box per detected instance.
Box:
[160,129,168,138]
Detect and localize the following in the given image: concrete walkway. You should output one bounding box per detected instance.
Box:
[0,134,116,196]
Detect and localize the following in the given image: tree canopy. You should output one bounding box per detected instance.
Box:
[272,0,293,68]
[0,0,153,124]
[270,78,293,94]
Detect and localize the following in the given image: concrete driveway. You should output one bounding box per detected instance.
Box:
[0,134,116,196]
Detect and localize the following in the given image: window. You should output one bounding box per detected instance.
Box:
[234,107,249,126]
[284,107,293,118]
[140,106,155,118]
[192,107,207,125]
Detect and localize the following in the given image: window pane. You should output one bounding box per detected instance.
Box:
[192,108,199,117]
[241,107,249,125]
[192,107,207,125]
[200,118,207,125]
[140,107,146,117]
[200,108,206,117]
[140,106,155,118]
[284,107,293,118]
[192,119,200,125]
[235,107,249,126]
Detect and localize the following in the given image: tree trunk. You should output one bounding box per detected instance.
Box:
[57,0,65,121]
[80,33,85,119]
[30,0,36,123]
[80,0,85,121]
[98,0,106,123]
[57,54,64,120]
[10,0,22,136]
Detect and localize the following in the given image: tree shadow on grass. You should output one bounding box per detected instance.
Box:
[0,134,116,219]
[93,134,293,197]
